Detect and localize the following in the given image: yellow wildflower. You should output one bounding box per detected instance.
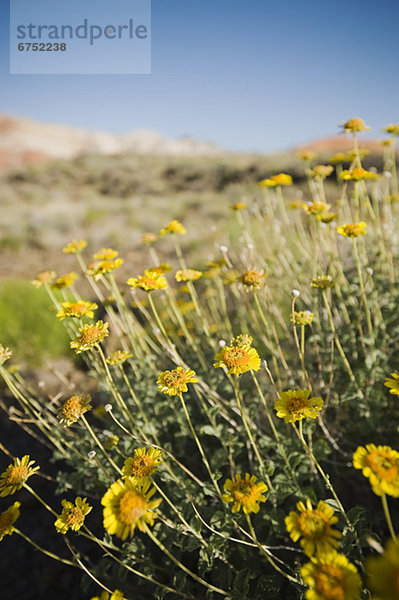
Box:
[340,167,379,181]
[93,248,119,260]
[291,311,314,326]
[90,592,125,600]
[258,173,293,187]
[341,118,371,133]
[336,222,367,238]
[104,433,119,450]
[274,389,323,423]
[316,212,337,224]
[175,269,203,282]
[239,269,266,290]
[0,502,20,541]
[353,444,399,497]
[0,345,12,365]
[383,124,399,136]
[309,165,334,180]
[86,259,124,281]
[159,220,186,236]
[329,152,348,164]
[384,373,399,396]
[222,473,268,514]
[59,394,92,426]
[288,200,306,210]
[54,497,92,534]
[214,344,261,376]
[301,553,361,600]
[230,334,253,347]
[62,239,88,254]
[106,350,133,365]
[157,367,198,396]
[140,232,157,245]
[102,478,162,540]
[285,499,341,557]
[311,275,334,289]
[303,201,331,216]
[147,263,172,275]
[56,300,98,320]
[122,448,162,483]
[70,321,109,353]
[366,538,399,600]
[230,201,247,210]
[51,272,78,289]
[31,271,56,288]
[127,271,168,292]
[297,150,317,161]
[0,455,40,496]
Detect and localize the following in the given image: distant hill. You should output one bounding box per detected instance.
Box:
[0,115,390,174]
[295,136,385,154]
[0,115,223,172]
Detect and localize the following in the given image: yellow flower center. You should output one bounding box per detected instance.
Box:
[65,507,83,526]
[241,270,263,286]
[62,396,85,420]
[118,490,147,525]
[163,371,187,387]
[367,451,398,481]
[286,394,310,413]
[232,481,253,502]
[6,465,28,486]
[223,348,251,368]
[314,564,345,600]
[0,511,13,531]
[131,456,155,478]
[298,510,327,540]
[68,303,87,315]
[80,326,102,345]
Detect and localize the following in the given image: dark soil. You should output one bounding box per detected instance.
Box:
[0,395,89,600]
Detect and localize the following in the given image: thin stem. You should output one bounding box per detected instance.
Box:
[15,529,77,568]
[178,394,221,497]
[321,290,360,391]
[294,422,363,562]
[23,482,58,517]
[251,373,301,494]
[81,414,122,475]
[144,524,229,596]
[381,493,397,542]
[352,237,373,339]
[245,515,299,584]
[233,378,274,495]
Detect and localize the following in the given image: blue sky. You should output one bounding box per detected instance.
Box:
[1,0,398,152]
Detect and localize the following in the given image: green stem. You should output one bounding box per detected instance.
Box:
[381,493,397,542]
[352,237,373,339]
[144,524,229,596]
[245,515,299,584]
[178,394,221,497]
[295,422,363,562]
[233,379,274,495]
[251,373,301,495]
[81,414,122,475]
[23,483,58,517]
[15,529,77,567]
[321,290,360,390]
